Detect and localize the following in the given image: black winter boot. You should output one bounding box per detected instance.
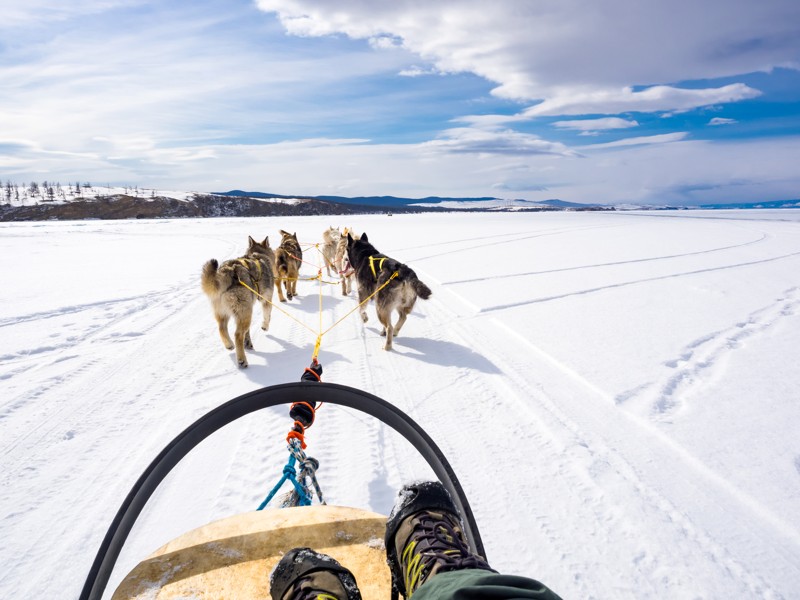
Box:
[384,481,494,598]
[270,547,362,600]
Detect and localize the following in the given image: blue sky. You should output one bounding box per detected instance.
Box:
[1,0,799,205]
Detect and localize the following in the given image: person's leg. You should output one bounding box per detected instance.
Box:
[412,569,562,600]
[385,481,562,600]
[270,547,362,600]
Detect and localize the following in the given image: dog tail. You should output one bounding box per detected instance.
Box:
[413,278,432,300]
[276,252,288,273]
[397,263,432,299]
[201,259,220,296]
[201,259,234,296]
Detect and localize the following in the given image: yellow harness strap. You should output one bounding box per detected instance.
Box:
[238,258,262,294]
[369,256,387,279]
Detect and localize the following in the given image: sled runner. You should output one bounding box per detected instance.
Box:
[81,380,484,600]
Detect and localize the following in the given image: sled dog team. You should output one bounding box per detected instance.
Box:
[201,227,431,367]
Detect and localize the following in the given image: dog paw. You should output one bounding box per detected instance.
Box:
[225,343,234,350]
[360,313,369,323]
[238,359,248,368]
[380,328,387,336]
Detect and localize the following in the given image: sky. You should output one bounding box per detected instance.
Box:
[1,212,799,598]
[1,0,800,205]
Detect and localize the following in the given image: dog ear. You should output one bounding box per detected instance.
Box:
[248,235,256,246]
[361,232,368,242]
[262,236,269,247]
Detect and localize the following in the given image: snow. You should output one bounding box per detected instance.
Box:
[1,210,799,599]
[2,184,200,205]
[1,184,315,207]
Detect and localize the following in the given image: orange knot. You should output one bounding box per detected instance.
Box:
[302,367,321,382]
[287,421,307,449]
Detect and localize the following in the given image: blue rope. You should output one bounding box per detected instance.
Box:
[257,449,313,510]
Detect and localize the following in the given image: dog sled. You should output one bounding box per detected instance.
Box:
[80,377,484,600]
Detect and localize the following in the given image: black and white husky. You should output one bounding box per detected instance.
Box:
[346,232,432,350]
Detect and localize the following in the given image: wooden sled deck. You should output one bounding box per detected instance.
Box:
[113,505,390,599]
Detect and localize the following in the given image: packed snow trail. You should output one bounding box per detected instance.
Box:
[1,212,799,599]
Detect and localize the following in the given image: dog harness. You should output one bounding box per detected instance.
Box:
[238,258,263,294]
[338,259,354,278]
[369,256,387,279]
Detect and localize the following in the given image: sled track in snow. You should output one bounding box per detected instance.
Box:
[444,231,769,285]
[478,249,800,313]
[433,282,799,598]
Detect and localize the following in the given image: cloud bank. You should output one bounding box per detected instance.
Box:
[256,0,799,112]
[1,0,798,206]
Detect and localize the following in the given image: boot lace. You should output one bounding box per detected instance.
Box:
[401,511,491,596]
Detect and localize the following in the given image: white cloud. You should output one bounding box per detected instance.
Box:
[523,83,761,117]
[0,0,141,27]
[368,35,403,50]
[398,65,440,77]
[422,127,579,157]
[0,4,416,169]
[4,0,799,208]
[7,133,800,206]
[255,0,800,109]
[709,117,739,126]
[553,117,640,131]
[454,114,527,127]
[579,132,689,149]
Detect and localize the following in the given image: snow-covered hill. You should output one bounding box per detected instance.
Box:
[1,210,799,598]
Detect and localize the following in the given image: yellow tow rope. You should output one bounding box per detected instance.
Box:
[237,241,399,362]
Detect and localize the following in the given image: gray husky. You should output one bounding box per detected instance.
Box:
[201,236,275,367]
[321,226,341,277]
[275,230,302,302]
[335,227,357,296]
[346,232,432,350]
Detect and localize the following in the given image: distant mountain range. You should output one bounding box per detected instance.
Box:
[1,187,797,222]
[217,190,600,210]
[697,199,800,210]
[217,191,800,211]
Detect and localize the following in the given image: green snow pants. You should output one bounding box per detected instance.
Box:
[412,568,564,600]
